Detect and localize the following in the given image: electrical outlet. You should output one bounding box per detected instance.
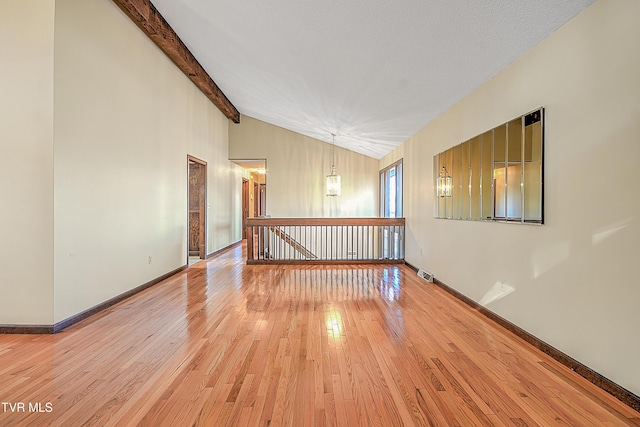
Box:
[148,256,152,264]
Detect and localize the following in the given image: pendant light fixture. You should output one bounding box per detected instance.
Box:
[326,134,341,196]
[437,165,453,197]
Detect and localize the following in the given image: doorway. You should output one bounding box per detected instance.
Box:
[188,156,206,264]
[254,183,266,217]
[229,158,267,228]
[242,178,249,239]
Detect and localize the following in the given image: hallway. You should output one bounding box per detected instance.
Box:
[0,243,638,426]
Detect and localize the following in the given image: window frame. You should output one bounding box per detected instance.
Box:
[379,159,403,218]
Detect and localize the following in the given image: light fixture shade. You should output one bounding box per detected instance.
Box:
[326,172,341,196]
[437,166,453,197]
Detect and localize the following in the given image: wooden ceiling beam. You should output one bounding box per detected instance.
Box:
[112,0,240,123]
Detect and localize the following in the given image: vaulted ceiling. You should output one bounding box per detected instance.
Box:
[151,0,594,159]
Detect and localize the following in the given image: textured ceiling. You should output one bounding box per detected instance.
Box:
[151,0,594,159]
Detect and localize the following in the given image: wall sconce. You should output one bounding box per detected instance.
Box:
[326,134,341,196]
[437,165,452,197]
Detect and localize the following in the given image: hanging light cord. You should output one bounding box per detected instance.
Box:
[332,133,337,172]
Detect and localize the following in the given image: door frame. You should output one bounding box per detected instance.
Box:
[379,159,403,258]
[379,159,403,218]
[242,178,249,239]
[254,182,266,217]
[188,155,207,262]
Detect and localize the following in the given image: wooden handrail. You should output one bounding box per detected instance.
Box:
[246,217,405,227]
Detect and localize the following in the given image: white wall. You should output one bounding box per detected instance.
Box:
[52,0,241,323]
[0,1,55,325]
[381,0,640,395]
[230,116,379,217]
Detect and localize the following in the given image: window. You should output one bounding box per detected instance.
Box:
[380,159,403,218]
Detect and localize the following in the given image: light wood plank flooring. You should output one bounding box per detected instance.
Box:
[1,243,638,426]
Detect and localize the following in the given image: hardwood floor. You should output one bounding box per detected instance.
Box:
[1,243,638,426]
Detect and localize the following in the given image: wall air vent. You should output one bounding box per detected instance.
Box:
[417,268,434,283]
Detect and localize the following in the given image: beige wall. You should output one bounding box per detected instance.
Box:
[381,0,640,395]
[52,0,242,323]
[0,1,55,325]
[230,116,379,217]
[0,0,243,325]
